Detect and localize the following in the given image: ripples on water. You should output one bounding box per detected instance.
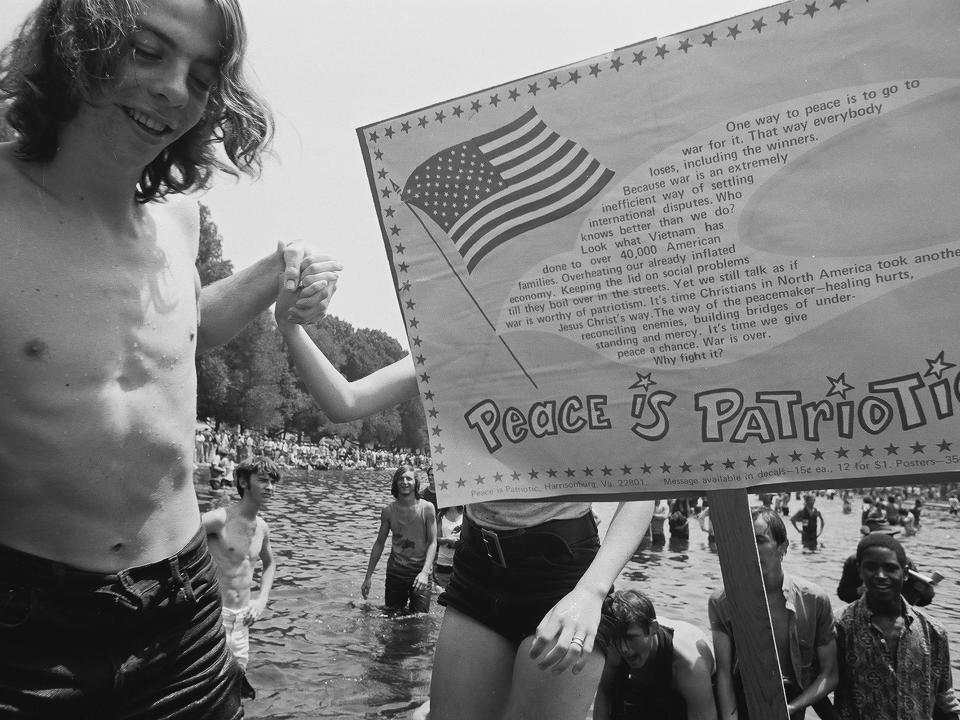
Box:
[196,469,960,718]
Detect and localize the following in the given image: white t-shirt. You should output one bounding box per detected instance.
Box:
[437,510,463,567]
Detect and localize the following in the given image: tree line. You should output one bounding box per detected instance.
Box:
[196,203,427,450]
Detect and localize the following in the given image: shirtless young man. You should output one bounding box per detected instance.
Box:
[203,456,280,699]
[0,1,339,716]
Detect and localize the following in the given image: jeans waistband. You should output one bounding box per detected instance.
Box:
[0,527,208,594]
[463,512,598,568]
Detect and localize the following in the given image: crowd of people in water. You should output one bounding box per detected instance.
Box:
[3,0,957,718]
[208,454,959,720]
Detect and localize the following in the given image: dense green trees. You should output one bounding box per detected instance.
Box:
[195,204,426,449]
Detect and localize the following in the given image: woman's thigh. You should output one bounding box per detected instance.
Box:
[430,608,516,720]
[504,635,605,720]
[430,608,605,720]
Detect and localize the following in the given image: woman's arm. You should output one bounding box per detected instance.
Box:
[529,501,654,674]
[276,286,419,422]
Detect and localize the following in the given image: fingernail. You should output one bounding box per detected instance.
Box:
[285,279,296,291]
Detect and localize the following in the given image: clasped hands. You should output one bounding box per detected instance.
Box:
[275,240,343,325]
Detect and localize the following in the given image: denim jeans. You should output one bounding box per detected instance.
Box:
[385,572,432,613]
[0,528,242,719]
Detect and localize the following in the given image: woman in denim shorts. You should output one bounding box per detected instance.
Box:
[429,499,653,720]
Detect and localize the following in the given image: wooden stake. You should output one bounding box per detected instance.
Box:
[708,488,789,719]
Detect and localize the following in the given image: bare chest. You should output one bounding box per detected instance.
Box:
[1,212,196,384]
[0,197,199,480]
[220,518,266,562]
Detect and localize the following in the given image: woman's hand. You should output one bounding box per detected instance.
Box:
[528,585,606,675]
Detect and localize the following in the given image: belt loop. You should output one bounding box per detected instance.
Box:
[169,556,196,604]
[480,528,508,569]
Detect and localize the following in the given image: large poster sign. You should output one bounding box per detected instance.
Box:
[357,0,960,504]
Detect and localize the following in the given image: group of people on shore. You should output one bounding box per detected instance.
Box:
[198,426,425,474]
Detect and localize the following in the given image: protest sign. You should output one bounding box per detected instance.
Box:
[357,0,960,505]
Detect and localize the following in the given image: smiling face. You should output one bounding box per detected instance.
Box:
[859,545,905,604]
[73,0,223,166]
[395,470,416,497]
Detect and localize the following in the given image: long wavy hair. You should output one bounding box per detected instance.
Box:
[0,0,273,203]
[390,465,421,499]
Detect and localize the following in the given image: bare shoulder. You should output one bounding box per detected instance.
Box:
[147,194,200,255]
[0,144,42,225]
[257,515,271,536]
[667,618,711,643]
[664,618,714,666]
[202,506,229,533]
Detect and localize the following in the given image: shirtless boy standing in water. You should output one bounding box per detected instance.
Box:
[0,1,339,716]
[204,456,280,699]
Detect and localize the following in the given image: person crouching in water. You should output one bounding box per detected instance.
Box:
[595,589,717,720]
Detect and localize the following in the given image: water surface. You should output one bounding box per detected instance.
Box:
[196,469,960,718]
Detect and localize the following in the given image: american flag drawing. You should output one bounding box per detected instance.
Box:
[401,108,615,273]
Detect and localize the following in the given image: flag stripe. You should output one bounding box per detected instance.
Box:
[470,107,539,147]
[400,108,615,273]
[451,140,580,244]
[486,120,549,163]
[491,128,561,176]
[465,167,616,272]
[504,140,579,186]
[454,147,591,254]
[460,158,603,260]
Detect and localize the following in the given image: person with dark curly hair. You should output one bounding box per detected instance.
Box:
[0,1,341,716]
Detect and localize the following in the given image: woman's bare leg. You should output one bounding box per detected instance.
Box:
[430,608,517,720]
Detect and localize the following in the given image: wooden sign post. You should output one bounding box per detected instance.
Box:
[710,488,790,719]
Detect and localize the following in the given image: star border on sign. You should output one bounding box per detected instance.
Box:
[629,372,656,391]
[826,372,854,399]
[925,351,955,379]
